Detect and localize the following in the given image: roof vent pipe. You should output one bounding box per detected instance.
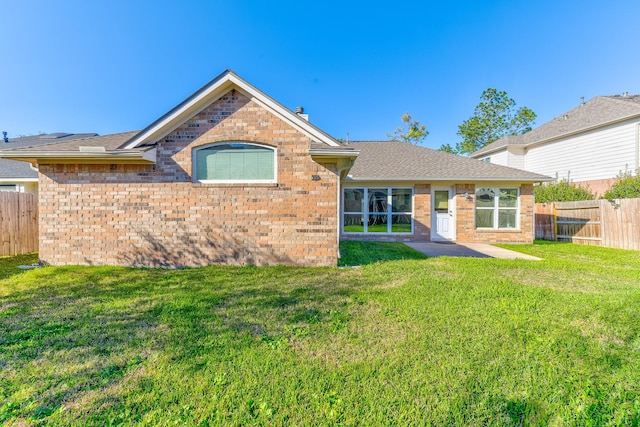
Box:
[623,91,629,97]
[295,106,309,122]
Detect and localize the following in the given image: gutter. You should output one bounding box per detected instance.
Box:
[344,176,552,183]
[308,148,359,158]
[0,147,156,165]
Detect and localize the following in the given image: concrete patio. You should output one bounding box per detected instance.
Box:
[405,242,542,260]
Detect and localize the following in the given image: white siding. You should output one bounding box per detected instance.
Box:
[525,119,639,182]
[486,150,508,165]
[507,148,526,170]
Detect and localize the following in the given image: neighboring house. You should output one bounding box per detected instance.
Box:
[0,70,548,267]
[0,133,97,193]
[470,94,640,195]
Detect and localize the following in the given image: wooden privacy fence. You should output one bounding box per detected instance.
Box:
[0,192,38,256]
[535,199,640,250]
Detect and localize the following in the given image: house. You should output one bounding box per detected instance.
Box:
[0,132,97,193]
[470,94,640,195]
[0,70,548,267]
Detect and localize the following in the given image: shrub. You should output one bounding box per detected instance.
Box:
[603,171,640,199]
[534,180,595,203]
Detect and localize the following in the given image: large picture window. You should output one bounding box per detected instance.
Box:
[193,142,276,183]
[343,187,413,234]
[475,188,519,229]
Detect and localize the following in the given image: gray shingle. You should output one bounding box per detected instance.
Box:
[346,141,549,181]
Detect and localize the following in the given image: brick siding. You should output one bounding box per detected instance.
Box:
[38,90,339,267]
[455,183,535,243]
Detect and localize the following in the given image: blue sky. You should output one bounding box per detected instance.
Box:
[2,0,639,149]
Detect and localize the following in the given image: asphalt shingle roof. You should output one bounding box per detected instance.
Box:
[346,141,549,181]
[0,133,98,179]
[473,94,640,157]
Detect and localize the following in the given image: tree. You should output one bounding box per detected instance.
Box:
[438,143,456,154]
[388,112,428,145]
[440,88,536,155]
[603,171,640,199]
[534,180,595,203]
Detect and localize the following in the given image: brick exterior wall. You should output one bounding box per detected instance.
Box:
[455,183,535,243]
[38,90,339,267]
[575,178,618,197]
[341,183,535,243]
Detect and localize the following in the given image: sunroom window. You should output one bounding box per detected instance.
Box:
[343,187,413,234]
[475,188,518,229]
[193,142,276,183]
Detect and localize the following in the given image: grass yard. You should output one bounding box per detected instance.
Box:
[1,242,640,425]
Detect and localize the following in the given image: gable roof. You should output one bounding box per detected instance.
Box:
[121,69,342,150]
[0,133,98,179]
[472,94,640,157]
[346,141,550,182]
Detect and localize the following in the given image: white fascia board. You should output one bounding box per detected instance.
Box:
[123,72,341,150]
[0,150,155,164]
[0,178,38,183]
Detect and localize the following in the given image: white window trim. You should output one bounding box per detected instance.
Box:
[342,187,414,235]
[192,142,278,184]
[475,187,519,230]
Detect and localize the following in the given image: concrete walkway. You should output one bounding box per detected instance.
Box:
[405,242,542,260]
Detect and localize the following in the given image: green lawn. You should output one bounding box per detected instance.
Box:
[1,243,640,425]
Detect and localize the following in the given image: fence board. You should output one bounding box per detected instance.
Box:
[535,198,640,250]
[0,192,38,256]
[535,203,555,240]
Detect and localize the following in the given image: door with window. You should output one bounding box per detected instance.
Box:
[431,188,455,240]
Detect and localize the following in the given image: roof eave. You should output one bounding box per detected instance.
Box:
[524,112,640,149]
[0,177,39,183]
[345,176,552,183]
[0,148,156,165]
[309,148,359,158]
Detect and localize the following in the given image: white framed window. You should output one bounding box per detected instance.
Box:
[193,142,276,183]
[343,187,413,234]
[475,187,519,229]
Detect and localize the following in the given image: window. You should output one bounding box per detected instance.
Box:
[0,184,17,192]
[343,187,413,234]
[475,188,518,229]
[193,142,276,183]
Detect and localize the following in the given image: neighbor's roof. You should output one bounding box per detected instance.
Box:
[0,133,97,179]
[346,141,550,182]
[472,94,640,157]
[0,131,154,165]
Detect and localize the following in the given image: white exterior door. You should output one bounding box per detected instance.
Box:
[431,188,455,241]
